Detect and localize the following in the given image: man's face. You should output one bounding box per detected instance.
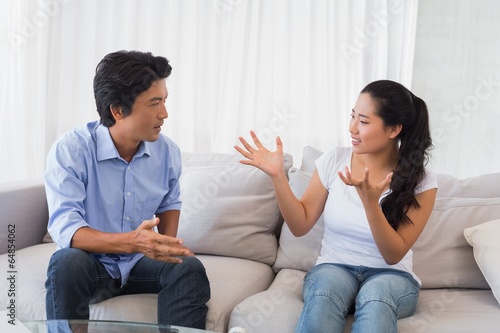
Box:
[120,79,169,142]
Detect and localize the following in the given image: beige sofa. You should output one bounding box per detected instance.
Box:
[1,147,500,333]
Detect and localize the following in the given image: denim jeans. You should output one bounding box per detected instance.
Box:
[295,263,420,333]
[45,248,210,329]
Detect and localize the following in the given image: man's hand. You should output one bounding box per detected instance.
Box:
[132,218,194,263]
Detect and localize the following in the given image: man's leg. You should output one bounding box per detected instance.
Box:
[45,248,121,319]
[123,256,210,329]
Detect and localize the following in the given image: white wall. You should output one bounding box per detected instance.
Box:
[412,0,500,178]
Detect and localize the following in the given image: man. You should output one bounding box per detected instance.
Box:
[44,50,210,329]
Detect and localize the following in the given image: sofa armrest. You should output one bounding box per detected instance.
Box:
[0,179,49,254]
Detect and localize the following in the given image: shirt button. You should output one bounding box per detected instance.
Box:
[126,192,132,197]
[125,216,131,221]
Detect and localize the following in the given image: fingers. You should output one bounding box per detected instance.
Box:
[381,172,393,189]
[249,130,264,149]
[238,135,256,153]
[338,166,357,186]
[139,217,159,231]
[276,136,283,154]
[363,167,369,183]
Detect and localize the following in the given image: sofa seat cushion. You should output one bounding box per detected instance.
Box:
[230,269,500,333]
[398,289,500,333]
[0,244,276,333]
[229,269,306,333]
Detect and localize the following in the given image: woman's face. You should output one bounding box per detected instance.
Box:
[349,93,400,155]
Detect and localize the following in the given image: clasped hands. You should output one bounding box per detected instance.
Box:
[133,218,193,264]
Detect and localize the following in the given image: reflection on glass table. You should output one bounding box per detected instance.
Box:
[22,320,217,333]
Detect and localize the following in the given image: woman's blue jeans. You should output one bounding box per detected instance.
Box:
[295,263,420,333]
[45,248,210,329]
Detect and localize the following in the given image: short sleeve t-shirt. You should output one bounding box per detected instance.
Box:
[314,147,437,285]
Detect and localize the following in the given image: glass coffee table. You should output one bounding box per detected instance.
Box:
[22,320,217,333]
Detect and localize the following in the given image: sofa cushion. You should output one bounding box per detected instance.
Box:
[413,197,500,289]
[464,219,500,305]
[273,168,324,272]
[229,269,307,333]
[177,152,292,265]
[435,173,500,198]
[0,243,276,333]
[229,269,354,333]
[230,269,500,333]
[398,289,500,332]
[299,146,323,174]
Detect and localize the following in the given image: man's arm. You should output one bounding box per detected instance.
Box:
[71,217,192,263]
[157,209,180,237]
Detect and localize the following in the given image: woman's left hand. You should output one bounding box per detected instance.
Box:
[338,167,393,206]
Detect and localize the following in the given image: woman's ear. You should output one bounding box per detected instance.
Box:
[110,105,123,121]
[388,124,403,139]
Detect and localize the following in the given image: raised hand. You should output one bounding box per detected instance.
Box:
[132,218,193,263]
[234,131,285,178]
[338,166,393,206]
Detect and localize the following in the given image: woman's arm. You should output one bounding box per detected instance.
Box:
[235,131,328,236]
[339,167,437,264]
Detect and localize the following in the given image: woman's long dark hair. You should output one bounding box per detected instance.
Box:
[361,80,432,230]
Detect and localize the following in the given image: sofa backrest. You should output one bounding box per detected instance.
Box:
[412,175,500,289]
[177,151,293,265]
[0,179,49,254]
[274,146,500,290]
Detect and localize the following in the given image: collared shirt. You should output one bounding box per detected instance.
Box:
[45,120,182,285]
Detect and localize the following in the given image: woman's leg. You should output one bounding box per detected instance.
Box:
[352,269,420,333]
[295,264,358,333]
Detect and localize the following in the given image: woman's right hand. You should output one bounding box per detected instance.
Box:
[234,131,285,178]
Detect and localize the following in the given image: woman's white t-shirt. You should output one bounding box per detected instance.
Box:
[314,147,438,285]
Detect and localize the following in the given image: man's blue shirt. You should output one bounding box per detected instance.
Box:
[44,120,182,285]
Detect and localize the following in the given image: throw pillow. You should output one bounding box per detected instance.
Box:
[177,152,293,265]
[299,146,323,174]
[464,219,500,305]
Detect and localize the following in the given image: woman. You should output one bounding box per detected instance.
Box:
[234,80,437,333]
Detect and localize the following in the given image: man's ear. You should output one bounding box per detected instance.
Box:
[110,105,123,121]
[388,124,403,139]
